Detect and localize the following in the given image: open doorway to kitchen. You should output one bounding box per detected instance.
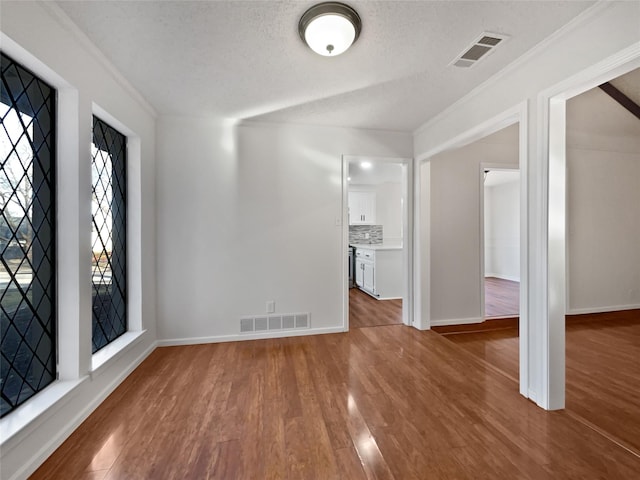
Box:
[343,156,412,329]
[482,168,520,319]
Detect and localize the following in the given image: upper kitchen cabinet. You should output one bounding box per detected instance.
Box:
[348,191,376,225]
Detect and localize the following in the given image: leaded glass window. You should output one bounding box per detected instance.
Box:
[1,53,56,417]
[91,116,126,352]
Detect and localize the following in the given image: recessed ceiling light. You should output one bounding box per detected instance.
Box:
[347,176,351,181]
[299,2,362,56]
[360,161,372,169]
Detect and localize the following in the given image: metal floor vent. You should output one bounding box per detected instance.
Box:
[452,32,508,68]
[240,313,310,333]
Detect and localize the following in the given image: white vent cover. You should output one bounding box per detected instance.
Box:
[240,313,310,333]
[452,32,508,68]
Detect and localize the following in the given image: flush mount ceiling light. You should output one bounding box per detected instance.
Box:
[299,2,362,56]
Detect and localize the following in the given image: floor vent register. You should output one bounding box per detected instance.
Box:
[240,313,310,333]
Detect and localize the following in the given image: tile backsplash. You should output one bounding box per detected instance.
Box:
[349,225,383,244]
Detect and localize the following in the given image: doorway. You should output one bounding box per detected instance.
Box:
[416,119,526,392]
[482,168,520,319]
[342,156,412,329]
[559,67,640,452]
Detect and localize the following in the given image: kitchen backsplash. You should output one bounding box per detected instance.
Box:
[349,225,383,244]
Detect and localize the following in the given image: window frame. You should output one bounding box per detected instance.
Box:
[1,52,58,418]
[1,35,144,444]
[89,104,143,374]
[90,114,128,353]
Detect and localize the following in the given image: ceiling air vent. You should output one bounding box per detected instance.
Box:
[452,32,508,68]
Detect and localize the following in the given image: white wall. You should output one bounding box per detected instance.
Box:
[0,3,157,479]
[566,87,640,314]
[375,181,403,243]
[429,125,519,324]
[156,118,411,343]
[485,178,520,281]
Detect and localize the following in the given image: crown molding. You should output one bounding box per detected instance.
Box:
[38,0,158,119]
[413,1,611,137]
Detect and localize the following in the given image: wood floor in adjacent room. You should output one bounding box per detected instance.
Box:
[32,321,640,479]
[484,276,519,318]
[441,309,640,459]
[349,287,402,328]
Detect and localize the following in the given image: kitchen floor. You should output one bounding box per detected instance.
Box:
[349,287,402,328]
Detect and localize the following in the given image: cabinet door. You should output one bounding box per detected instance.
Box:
[348,191,376,225]
[360,192,376,224]
[363,262,375,293]
[355,258,364,287]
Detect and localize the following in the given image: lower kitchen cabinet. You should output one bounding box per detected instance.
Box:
[354,247,402,299]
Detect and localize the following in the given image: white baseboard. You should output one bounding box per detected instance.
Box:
[157,326,345,347]
[11,341,157,480]
[566,304,640,315]
[485,274,520,282]
[430,317,483,327]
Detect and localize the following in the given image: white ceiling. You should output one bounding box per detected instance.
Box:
[56,0,596,132]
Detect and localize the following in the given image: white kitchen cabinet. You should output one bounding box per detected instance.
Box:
[355,254,375,293]
[348,191,376,225]
[354,247,402,299]
[363,261,375,292]
[355,257,365,288]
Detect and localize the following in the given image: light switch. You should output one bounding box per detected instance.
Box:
[266,300,275,313]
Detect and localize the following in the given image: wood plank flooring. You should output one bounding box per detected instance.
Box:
[443,327,520,382]
[349,287,402,328]
[32,323,640,479]
[442,310,640,457]
[485,276,519,318]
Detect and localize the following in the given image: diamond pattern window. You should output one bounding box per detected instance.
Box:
[91,117,127,353]
[1,53,56,417]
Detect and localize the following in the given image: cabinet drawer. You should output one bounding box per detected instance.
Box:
[355,249,375,261]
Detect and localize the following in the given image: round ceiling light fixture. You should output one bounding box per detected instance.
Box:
[299,2,362,56]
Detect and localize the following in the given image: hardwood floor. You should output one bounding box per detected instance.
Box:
[443,327,519,382]
[485,276,519,318]
[349,287,402,328]
[32,323,640,479]
[440,310,640,457]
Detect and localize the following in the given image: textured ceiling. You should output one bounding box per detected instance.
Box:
[55,0,596,132]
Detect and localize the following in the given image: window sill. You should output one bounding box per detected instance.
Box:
[0,376,88,448]
[91,330,146,377]
[1,330,148,452]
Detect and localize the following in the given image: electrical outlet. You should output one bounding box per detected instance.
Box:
[266,301,275,313]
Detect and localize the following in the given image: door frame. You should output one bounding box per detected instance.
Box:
[341,155,414,330]
[538,44,640,409]
[480,166,521,320]
[413,102,529,399]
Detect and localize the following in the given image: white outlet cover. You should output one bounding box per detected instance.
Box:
[266,301,275,313]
